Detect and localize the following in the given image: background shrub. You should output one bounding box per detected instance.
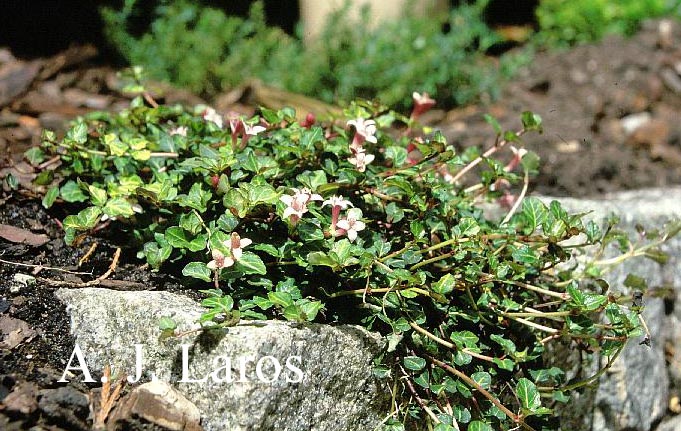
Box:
[101,0,520,109]
[535,0,679,46]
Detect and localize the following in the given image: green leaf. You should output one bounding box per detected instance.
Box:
[586,220,601,243]
[143,240,172,270]
[522,197,548,233]
[450,331,479,349]
[566,282,585,307]
[24,147,45,165]
[102,132,128,156]
[493,358,515,371]
[182,262,212,282]
[512,245,539,264]
[330,239,355,266]
[516,378,541,411]
[521,111,543,133]
[455,217,480,237]
[88,185,108,207]
[306,251,336,268]
[158,317,177,331]
[179,212,203,235]
[296,170,327,191]
[68,121,89,144]
[624,273,647,290]
[247,183,279,205]
[103,197,134,217]
[79,206,103,229]
[202,295,234,312]
[282,304,303,322]
[471,371,491,390]
[403,356,426,371]
[468,421,493,431]
[42,186,59,209]
[5,173,18,190]
[216,213,239,232]
[297,299,324,321]
[433,273,456,295]
[165,226,191,248]
[178,183,211,212]
[60,181,88,203]
[300,126,323,150]
[583,293,607,311]
[385,202,405,224]
[385,146,408,167]
[247,296,273,312]
[235,251,266,275]
[33,170,53,186]
[490,334,516,354]
[253,243,279,257]
[268,291,294,308]
[223,188,248,218]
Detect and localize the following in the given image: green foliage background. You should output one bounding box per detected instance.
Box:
[102,0,681,109]
[102,0,521,109]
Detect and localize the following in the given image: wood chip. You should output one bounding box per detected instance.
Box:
[0,223,49,247]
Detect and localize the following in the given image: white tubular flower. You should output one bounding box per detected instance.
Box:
[347,118,378,144]
[202,107,224,129]
[348,150,375,173]
[280,187,323,223]
[322,195,353,210]
[207,232,251,271]
[504,146,528,172]
[410,91,436,120]
[336,208,366,242]
[207,249,233,270]
[228,232,252,261]
[169,126,188,137]
[244,123,267,136]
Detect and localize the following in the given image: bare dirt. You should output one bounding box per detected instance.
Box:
[1,18,681,430]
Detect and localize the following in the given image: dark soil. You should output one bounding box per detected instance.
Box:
[1,18,681,431]
[436,19,681,196]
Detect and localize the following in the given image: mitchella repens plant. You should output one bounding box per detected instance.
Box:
[24,80,681,431]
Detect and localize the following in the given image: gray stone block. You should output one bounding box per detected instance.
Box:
[55,288,390,431]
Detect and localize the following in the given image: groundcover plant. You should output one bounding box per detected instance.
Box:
[21,84,679,430]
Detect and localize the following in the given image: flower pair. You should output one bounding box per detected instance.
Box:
[207,232,252,271]
[279,190,366,242]
[323,196,365,242]
[228,113,267,149]
[346,118,377,172]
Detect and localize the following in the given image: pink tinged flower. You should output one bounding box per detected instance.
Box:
[438,164,455,184]
[280,187,323,224]
[323,195,353,231]
[406,139,424,165]
[227,114,244,147]
[202,107,224,129]
[347,118,378,151]
[301,112,316,129]
[229,232,252,261]
[498,192,517,209]
[207,248,233,271]
[410,92,436,120]
[207,232,252,271]
[504,146,528,172]
[244,123,266,136]
[336,208,366,242]
[348,150,375,173]
[169,126,188,137]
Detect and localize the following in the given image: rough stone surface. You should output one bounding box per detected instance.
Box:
[655,415,681,431]
[545,188,681,431]
[55,288,390,431]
